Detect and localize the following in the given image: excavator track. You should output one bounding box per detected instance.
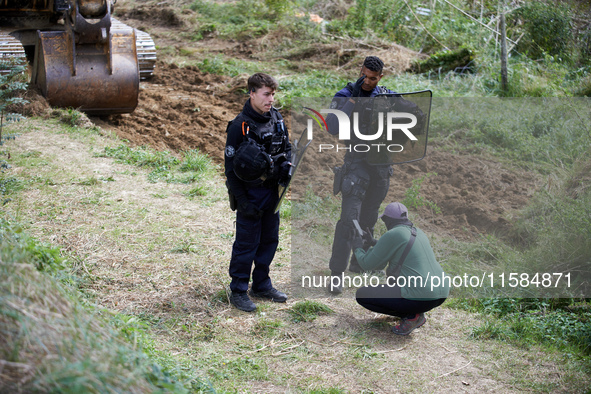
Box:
[135,29,157,80]
[111,18,156,80]
[0,30,26,73]
[0,22,155,80]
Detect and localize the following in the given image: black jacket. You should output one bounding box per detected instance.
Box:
[224,99,291,203]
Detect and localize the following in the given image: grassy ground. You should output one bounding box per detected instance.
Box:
[1,117,590,392]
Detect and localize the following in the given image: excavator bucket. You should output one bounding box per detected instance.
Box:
[32,20,139,115]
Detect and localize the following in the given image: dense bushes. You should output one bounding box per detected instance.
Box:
[514,1,573,61]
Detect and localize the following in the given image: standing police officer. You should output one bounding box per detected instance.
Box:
[224,73,291,312]
[326,56,397,293]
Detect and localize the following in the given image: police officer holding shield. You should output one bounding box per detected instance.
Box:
[326,56,398,293]
[224,73,291,312]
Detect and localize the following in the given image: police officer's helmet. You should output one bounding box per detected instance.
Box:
[233,139,273,182]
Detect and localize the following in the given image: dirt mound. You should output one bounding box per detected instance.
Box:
[114,5,187,28]
[99,61,245,159]
[296,133,539,240]
[7,87,50,117]
[388,147,538,239]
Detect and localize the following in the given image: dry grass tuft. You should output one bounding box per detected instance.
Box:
[0,258,155,393]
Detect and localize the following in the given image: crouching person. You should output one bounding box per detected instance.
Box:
[352,202,450,335]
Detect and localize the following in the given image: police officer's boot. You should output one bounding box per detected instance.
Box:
[229,291,256,312]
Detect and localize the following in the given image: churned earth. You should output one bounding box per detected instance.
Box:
[23,1,541,242]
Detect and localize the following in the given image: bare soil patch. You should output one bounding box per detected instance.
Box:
[101,61,245,158]
[296,139,539,241]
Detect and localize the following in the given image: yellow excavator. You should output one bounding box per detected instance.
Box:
[0,0,156,114]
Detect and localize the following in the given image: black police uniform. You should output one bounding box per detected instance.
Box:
[326,83,396,275]
[224,99,291,294]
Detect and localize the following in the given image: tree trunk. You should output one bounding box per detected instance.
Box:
[500,11,509,94]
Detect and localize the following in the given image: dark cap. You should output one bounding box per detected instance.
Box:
[379,202,408,220]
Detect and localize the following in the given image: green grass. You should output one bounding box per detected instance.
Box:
[450,298,591,361]
[251,317,284,337]
[97,144,218,187]
[180,149,213,173]
[99,144,180,168]
[401,171,441,214]
[194,55,257,78]
[0,218,213,393]
[287,300,334,322]
[430,98,591,167]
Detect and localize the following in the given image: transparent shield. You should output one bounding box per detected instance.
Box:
[366,90,432,165]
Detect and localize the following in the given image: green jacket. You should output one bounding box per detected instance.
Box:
[354,225,450,300]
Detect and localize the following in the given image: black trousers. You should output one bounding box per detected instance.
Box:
[329,161,390,274]
[356,285,446,319]
[229,186,279,293]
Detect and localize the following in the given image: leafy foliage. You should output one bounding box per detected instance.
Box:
[0,57,28,144]
[190,0,293,38]
[410,47,475,74]
[515,1,573,61]
[453,298,591,357]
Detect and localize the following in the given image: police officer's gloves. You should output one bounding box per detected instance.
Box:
[362,228,377,249]
[278,161,292,187]
[351,235,364,252]
[351,75,366,97]
[239,202,263,220]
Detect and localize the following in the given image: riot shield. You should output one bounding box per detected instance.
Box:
[365,90,432,165]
